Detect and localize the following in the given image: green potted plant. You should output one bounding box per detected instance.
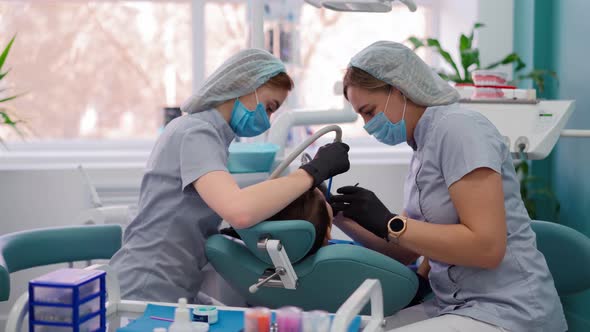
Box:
[0,35,25,147]
[407,23,557,93]
[408,24,559,220]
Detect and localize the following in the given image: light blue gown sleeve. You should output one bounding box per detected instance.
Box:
[179,123,229,192]
[435,112,508,188]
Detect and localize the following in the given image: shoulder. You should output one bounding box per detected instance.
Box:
[165,111,222,138]
[431,105,501,142]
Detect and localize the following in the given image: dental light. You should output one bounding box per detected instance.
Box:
[305,0,417,13]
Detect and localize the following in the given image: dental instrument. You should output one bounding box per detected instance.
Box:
[150,316,174,322]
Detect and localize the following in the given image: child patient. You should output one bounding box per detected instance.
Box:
[220,187,430,305]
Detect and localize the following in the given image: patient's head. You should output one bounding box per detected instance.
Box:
[266,188,333,255]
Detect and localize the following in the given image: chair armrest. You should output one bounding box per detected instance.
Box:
[5,292,28,332]
[332,279,384,332]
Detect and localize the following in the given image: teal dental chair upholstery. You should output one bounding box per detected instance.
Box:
[0,224,122,302]
[531,220,590,331]
[206,220,418,315]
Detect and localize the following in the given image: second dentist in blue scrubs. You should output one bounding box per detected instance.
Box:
[110,49,350,303]
[331,41,566,332]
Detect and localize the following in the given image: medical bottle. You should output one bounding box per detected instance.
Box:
[169,298,194,332]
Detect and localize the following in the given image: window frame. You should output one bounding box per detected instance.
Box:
[0,0,443,166]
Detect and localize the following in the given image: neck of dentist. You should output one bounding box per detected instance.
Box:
[387,90,427,147]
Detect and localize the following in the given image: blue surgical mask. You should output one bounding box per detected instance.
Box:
[363,89,407,146]
[230,90,271,137]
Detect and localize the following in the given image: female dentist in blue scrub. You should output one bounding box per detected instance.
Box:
[110,49,350,303]
[331,41,566,332]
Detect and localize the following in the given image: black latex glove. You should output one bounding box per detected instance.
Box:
[220,227,241,239]
[406,273,432,308]
[330,185,395,238]
[299,142,350,188]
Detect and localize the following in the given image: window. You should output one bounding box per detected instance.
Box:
[0,1,193,140]
[0,0,438,144]
[261,2,433,140]
[204,2,249,77]
[0,0,250,141]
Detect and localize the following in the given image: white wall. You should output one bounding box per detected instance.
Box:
[432,0,514,78]
[477,0,515,75]
[437,0,478,72]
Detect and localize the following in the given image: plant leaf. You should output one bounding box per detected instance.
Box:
[468,22,485,46]
[485,53,526,72]
[516,160,529,174]
[426,38,462,79]
[517,69,558,94]
[460,49,480,82]
[437,72,451,81]
[0,35,16,75]
[0,67,11,81]
[0,92,25,104]
[0,110,24,139]
[407,36,425,50]
[0,110,18,125]
[459,34,470,52]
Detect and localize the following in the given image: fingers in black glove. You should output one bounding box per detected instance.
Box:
[330,185,394,238]
[330,201,349,214]
[336,185,364,195]
[299,142,350,188]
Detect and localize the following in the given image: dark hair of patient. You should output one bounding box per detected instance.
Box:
[266,189,330,256]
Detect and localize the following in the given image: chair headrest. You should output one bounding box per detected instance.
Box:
[235,220,316,265]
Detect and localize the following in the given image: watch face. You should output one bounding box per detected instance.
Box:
[389,218,405,232]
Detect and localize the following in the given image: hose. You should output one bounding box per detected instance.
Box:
[268,125,343,180]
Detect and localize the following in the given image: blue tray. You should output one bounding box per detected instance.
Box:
[117,304,361,332]
[227,143,279,174]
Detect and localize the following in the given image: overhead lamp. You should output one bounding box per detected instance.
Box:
[304,0,417,13]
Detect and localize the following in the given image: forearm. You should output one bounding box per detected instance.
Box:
[335,215,418,264]
[232,169,314,228]
[399,218,505,269]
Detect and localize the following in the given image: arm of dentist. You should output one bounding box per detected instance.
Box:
[195,169,313,229]
[333,211,420,265]
[195,142,350,229]
[397,167,507,269]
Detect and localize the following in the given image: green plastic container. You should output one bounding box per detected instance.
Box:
[227,142,280,174]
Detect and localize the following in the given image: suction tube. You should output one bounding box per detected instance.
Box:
[268,125,343,180]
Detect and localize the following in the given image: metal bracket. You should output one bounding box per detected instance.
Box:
[248,237,298,293]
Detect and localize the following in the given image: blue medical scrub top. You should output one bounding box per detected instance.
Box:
[110,109,235,303]
[403,104,567,332]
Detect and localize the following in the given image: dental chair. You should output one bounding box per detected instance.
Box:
[205,220,418,315]
[531,220,590,332]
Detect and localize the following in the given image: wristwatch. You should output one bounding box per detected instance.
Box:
[387,215,408,243]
